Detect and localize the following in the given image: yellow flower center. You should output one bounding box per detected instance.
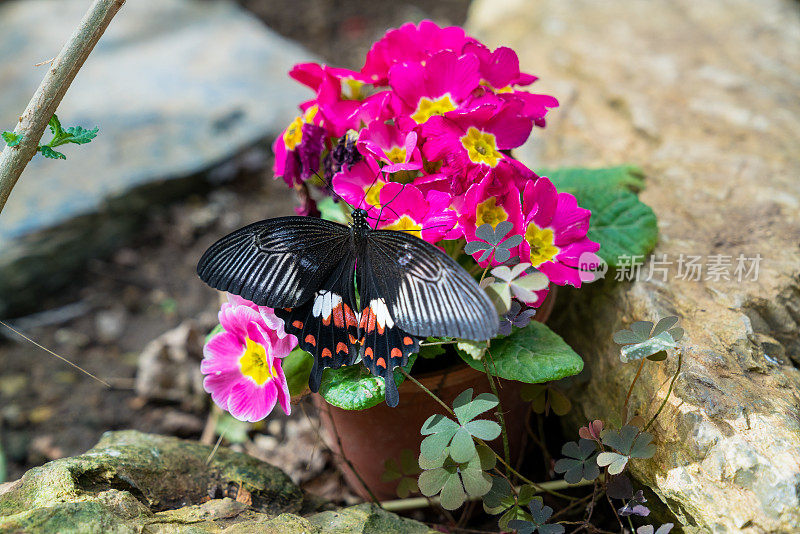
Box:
[385,146,407,164]
[525,222,559,266]
[383,215,422,238]
[283,116,304,150]
[460,127,502,167]
[411,94,456,124]
[239,338,277,386]
[365,181,385,208]
[342,78,366,100]
[475,197,508,228]
[303,105,319,122]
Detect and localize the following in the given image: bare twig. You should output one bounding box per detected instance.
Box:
[0,0,126,214]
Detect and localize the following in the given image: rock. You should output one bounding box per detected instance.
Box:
[0,430,433,533]
[467,1,800,532]
[0,0,315,317]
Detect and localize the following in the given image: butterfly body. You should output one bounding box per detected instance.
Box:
[197,208,498,407]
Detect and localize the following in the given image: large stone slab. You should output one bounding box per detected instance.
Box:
[0,0,313,317]
[0,431,435,533]
[467,1,800,532]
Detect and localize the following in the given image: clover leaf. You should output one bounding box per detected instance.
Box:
[465,221,523,264]
[381,449,421,498]
[613,316,683,362]
[578,420,604,441]
[483,263,549,313]
[507,497,565,534]
[498,300,538,336]
[484,479,539,529]
[420,388,501,463]
[554,439,600,484]
[521,384,572,416]
[597,425,656,475]
[637,524,674,534]
[619,489,650,517]
[418,444,495,510]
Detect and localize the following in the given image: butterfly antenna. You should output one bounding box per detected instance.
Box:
[358,164,384,216]
[311,168,354,212]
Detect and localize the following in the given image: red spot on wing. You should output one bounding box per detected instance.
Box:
[344,305,358,327]
[403,336,413,346]
[349,334,360,344]
[322,315,331,326]
[336,342,348,354]
[283,308,292,312]
[376,357,387,369]
[359,307,377,333]
[304,334,316,346]
[332,303,345,328]
[321,348,332,358]
[365,347,374,359]
[391,347,402,359]
[292,320,304,330]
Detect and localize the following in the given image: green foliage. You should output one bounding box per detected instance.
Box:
[455,339,487,360]
[281,348,314,397]
[458,321,583,384]
[419,389,500,463]
[482,263,548,314]
[319,354,417,410]
[546,166,657,267]
[483,478,539,529]
[317,196,350,225]
[214,412,251,444]
[381,449,421,498]
[507,497,565,534]
[464,221,523,263]
[1,131,22,147]
[521,383,572,416]
[614,316,683,362]
[3,114,100,161]
[545,165,645,194]
[554,439,600,484]
[597,425,656,475]
[418,444,495,510]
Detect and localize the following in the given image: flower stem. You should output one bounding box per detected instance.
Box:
[622,357,646,424]
[644,348,682,432]
[482,358,511,472]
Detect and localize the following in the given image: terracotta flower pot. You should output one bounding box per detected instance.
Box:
[317,286,557,501]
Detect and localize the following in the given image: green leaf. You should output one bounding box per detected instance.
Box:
[580,187,658,268]
[554,439,600,484]
[461,465,492,497]
[453,390,498,424]
[319,353,417,410]
[418,467,449,496]
[281,348,314,397]
[464,419,501,441]
[317,196,350,225]
[381,459,402,482]
[460,321,583,383]
[1,131,22,147]
[64,125,98,144]
[215,412,251,444]
[619,331,676,363]
[449,427,477,463]
[439,470,467,510]
[418,449,447,470]
[39,145,66,159]
[482,476,512,509]
[545,165,645,194]
[396,477,418,498]
[597,451,629,475]
[456,339,489,360]
[48,114,65,138]
[651,316,679,337]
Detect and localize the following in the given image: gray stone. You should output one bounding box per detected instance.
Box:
[0,431,434,533]
[0,0,314,317]
[468,1,800,532]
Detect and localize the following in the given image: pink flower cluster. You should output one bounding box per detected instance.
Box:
[201,295,296,422]
[274,20,599,290]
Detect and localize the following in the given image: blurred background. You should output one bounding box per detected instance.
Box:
[0,0,468,502]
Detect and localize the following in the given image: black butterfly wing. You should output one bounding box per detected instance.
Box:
[364,230,499,340]
[276,254,361,393]
[356,250,420,407]
[197,216,350,308]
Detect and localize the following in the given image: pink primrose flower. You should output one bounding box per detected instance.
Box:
[517,177,600,287]
[373,182,457,243]
[202,302,297,422]
[361,20,477,85]
[357,121,423,173]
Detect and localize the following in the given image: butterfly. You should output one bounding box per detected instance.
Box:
[196,208,498,407]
